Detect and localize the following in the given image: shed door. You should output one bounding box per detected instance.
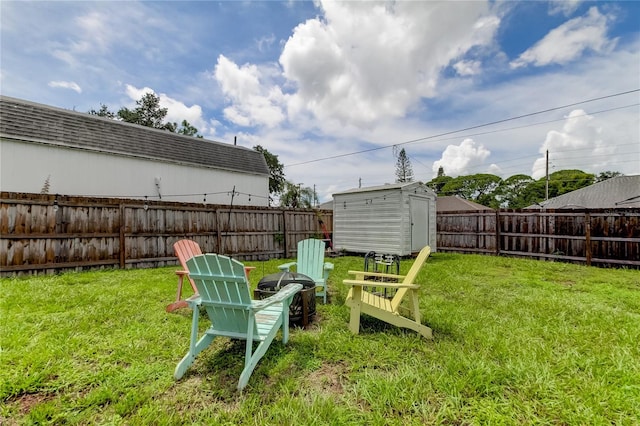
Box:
[410,196,429,252]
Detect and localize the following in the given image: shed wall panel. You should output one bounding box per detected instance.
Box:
[333,183,436,255]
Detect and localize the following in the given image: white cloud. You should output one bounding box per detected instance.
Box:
[531,109,622,179]
[453,60,482,76]
[432,139,491,178]
[48,81,82,93]
[549,0,583,17]
[277,0,499,127]
[214,55,286,128]
[511,7,616,68]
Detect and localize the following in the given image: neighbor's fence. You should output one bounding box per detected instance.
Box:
[0,192,333,276]
[437,209,640,268]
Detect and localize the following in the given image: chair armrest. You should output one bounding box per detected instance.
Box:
[175,270,189,276]
[252,283,303,311]
[347,270,406,280]
[323,262,334,271]
[186,294,201,307]
[278,262,296,272]
[343,279,419,289]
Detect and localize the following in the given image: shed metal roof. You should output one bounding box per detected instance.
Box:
[333,181,435,196]
[0,96,269,176]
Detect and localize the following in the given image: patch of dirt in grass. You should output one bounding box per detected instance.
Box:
[162,375,241,414]
[9,392,55,415]
[303,361,347,397]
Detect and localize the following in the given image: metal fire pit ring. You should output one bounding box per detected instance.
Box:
[254,271,316,327]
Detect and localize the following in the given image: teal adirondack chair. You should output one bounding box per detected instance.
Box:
[174,254,302,390]
[279,238,333,303]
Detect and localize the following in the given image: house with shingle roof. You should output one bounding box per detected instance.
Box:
[528,175,640,209]
[0,96,270,205]
[436,196,493,212]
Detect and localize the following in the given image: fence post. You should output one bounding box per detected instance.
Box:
[215,208,222,255]
[282,209,289,258]
[585,212,592,266]
[495,210,501,256]
[119,203,126,269]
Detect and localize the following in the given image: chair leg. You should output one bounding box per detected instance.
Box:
[167,273,187,312]
[316,283,327,304]
[348,287,363,334]
[238,317,282,390]
[166,300,189,313]
[174,304,215,379]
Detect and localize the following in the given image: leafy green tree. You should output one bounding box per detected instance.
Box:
[596,171,622,182]
[117,92,168,129]
[91,93,201,136]
[426,167,452,194]
[547,169,595,198]
[280,182,315,208]
[254,145,286,203]
[515,169,595,208]
[439,173,502,207]
[165,120,203,137]
[495,174,535,209]
[88,104,116,119]
[395,148,414,183]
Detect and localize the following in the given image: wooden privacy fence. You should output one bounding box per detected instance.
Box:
[0,192,333,276]
[437,209,640,268]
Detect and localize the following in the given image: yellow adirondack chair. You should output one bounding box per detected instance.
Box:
[343,246,433,339]
[279,238,333,303]
[174,254,302,390]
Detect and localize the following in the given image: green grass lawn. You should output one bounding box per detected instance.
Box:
[2,253,639,425]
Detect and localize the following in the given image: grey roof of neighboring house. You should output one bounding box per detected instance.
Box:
[530,175,640,209]
[437,196,493,212]
[0,96,269,176]
[318,200,334,210]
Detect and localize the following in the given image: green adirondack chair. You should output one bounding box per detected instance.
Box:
[279,238,334,303]
[174,254,302,390]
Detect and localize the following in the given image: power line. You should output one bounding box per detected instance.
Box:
[285,90,639,167]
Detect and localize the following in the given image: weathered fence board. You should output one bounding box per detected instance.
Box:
[438,209,640,268]
[1,192,333,275]
[4,192,638,274]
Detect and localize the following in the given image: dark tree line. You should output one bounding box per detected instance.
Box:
[426,168,622,209]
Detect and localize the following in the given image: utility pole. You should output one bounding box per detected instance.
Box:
[313,184,317,207]
[545,150,549,201]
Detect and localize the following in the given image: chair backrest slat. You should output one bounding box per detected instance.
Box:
[391,246,431,308]
[174,239,202,270]
[296,239,325,279]
[186,254,255,334]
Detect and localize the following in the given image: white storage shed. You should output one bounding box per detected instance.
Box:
[332,182,437,256]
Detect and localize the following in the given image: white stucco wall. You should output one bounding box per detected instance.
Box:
[0,140,270,206]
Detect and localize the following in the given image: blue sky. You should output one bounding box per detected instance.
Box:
[1,0,638,202]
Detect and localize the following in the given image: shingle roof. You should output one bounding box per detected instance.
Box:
[532,175,640,209]
[0,96,269,176]
[437,196,493,212]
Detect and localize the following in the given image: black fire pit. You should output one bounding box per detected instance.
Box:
[254,272,316,327]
